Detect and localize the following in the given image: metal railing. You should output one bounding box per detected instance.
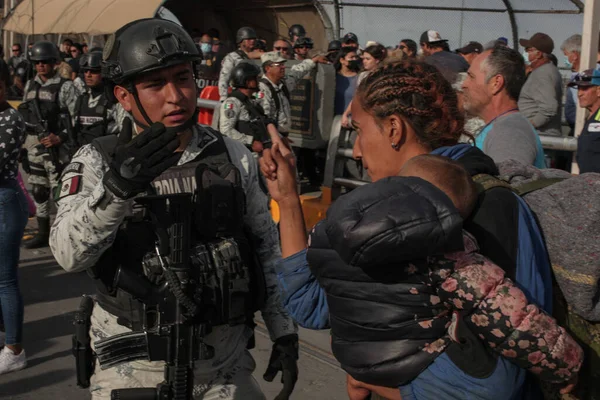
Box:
[322,126,579,202]
[197,95,579,201]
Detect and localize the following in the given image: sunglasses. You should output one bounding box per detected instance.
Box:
[12,49,20,52]
[274,46,289,52]
[70,50,79,53]
[573,73,593,83]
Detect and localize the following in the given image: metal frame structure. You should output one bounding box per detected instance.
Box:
[327,0,584,49]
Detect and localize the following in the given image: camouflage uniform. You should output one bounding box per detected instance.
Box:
[257,59,316,133]
[49,124,297,400]
[218,96,256,146]
[22,74,77,218]
[218,51,249,101]
[72,76,86,95]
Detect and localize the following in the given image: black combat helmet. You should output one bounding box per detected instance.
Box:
[28,41,60,63]
[294,37,314,49]
[288,24,306,40]
[102,18,201,127]
[236,27,257,44]
[79,51,102,71]
[230,62,261,88]
[328,40,342,52]
[103,18,200,84]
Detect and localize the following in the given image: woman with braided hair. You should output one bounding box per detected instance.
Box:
[261,59,565,399]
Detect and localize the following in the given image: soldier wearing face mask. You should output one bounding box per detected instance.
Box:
[334,47,361,116]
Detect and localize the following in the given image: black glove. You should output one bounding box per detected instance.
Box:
[263,334,299,400]
[103,118,182,199]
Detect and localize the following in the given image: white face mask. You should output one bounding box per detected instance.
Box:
[522,50,531,65]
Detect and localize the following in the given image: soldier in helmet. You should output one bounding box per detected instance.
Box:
[219,62,277,153]
[293,37,314,61]
[50,18,299,400]
[69,51,118,152]
[217,26,258,101]
[327,40,342,63]
[288,24,306,45]
[19,40,77,249]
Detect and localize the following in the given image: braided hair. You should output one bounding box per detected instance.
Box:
[356,60,467,150]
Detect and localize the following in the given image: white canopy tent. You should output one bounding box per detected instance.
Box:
[2,0,165,35]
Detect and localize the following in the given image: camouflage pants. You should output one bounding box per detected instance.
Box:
[89,305,266,400]
[25,135,62,218]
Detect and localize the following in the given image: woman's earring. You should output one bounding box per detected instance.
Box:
[391,142,399,150]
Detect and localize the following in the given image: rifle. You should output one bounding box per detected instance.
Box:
[29,94,63,172]
[59,111,78,157]
[95,193,214,400]
[241,99,273,149]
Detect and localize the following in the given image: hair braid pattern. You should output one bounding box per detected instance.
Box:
[356,60,465,149]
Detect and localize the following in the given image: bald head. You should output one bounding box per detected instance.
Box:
[399,155,477,219]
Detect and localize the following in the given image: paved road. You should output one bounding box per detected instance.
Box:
[0,223,347,400]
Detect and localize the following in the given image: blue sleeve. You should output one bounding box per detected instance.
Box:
[276,249,330,330]
[564,88,576,127]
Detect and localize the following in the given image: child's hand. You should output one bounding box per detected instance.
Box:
[560,375,578,395]
[346,375,371,400]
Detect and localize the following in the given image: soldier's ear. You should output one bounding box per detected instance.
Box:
[114,84,133,112]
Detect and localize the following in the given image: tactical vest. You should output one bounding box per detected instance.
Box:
[259,78,290,124]
[89,128,266,331]
[74,91,110,146]
[228,90,270,144]
[22,78,68,133]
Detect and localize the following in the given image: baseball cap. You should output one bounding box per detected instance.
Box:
[497,37,509,45]
[261,51,287,65]
[519,32,554,54]
[456,41,483,55]
[342,32,359,44]
[568,69,600,88]
[420,30,448,44]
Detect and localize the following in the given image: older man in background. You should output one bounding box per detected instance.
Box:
[518,33,563,137]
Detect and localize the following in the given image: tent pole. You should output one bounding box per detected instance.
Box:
[572,1,600,174]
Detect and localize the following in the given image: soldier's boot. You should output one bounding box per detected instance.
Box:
[23,217,50,249]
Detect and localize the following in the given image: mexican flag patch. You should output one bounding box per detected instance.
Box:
[55,176,81,200]
[254,92,265,99]
[224,102,234,110]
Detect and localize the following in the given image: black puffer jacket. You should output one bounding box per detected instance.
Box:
[306,176,464,386]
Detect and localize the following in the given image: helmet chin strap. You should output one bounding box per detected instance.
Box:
[128,84,198,134]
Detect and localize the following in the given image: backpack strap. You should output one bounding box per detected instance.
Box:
[235,49,249,60]
[514,178,568,196]
[472,173,515,194]
[473,173,568,197]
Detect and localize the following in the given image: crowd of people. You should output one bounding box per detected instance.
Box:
[0,15,597,400]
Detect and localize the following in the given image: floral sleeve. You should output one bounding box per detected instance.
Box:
[431,237,583,383]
